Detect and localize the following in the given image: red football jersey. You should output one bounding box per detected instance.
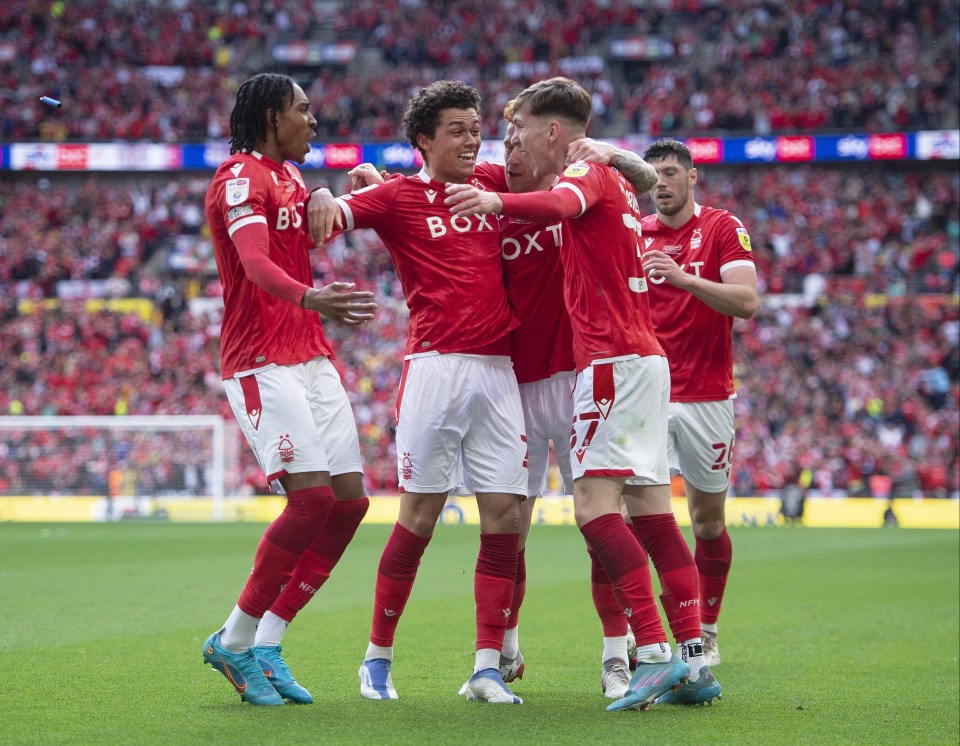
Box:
[501,215,575,383]
[640,204,756,401]
[501,162,664,369]
[205,152,333,379]
[336,164,517,356]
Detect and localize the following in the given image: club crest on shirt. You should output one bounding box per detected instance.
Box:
[226,178,249,206]
[563,162,590,178]
[690,228,703,250]
[467,178,488,190]
[736,227,753,251]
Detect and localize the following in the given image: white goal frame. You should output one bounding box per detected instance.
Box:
[0,415,227,520]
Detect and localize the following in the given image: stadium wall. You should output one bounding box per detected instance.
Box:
[1,495,956,529]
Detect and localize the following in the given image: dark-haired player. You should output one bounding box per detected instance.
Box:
[579,137,753,706]
[639,137,757,677]
[201,72,377,706]
[309,80,527,705]
[446,77,720,711]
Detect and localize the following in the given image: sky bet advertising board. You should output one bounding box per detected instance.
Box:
[3,131,957,171]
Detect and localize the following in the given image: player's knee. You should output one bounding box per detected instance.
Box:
[280,470,331,493]
[691,514,725,540]
[478,496,523,533]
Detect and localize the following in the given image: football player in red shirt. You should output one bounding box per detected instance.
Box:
[202,73,377,706]
[639,137,758,671]
[446,77,719,711]
[336,102,660,701]
[310,81,527,705]
[493,99,661,701]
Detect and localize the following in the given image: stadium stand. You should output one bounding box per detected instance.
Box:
[1,0,957,140]
[0,0,957,498]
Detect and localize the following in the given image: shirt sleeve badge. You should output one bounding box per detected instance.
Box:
[736,227,752,251]
[562,162,590,178]
[226,178,250,206]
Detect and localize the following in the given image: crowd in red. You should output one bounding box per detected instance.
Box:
[1,0,957,141]
[1,160,957,497]
[1,0,957,497]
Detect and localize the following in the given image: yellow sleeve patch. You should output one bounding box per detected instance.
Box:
[562,162,590,178]
[736,227,752,251]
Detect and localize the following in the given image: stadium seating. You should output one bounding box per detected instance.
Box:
[0,1,957,498]
[1,0,957,140]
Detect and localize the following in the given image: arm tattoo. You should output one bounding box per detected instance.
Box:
[611,149,658,195]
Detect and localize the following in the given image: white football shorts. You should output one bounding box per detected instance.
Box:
[396,353,527,495]
[667,399,736,493]
[570,355,670,485]
[520,372,575,497]
[224,357,363,491]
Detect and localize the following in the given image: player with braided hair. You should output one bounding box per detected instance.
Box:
[227,73,299,155]
[201,73,377,706]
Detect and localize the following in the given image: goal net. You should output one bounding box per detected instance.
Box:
[0,415,240,519]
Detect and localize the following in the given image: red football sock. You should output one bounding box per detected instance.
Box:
[696,529,733,626]
[581,514,665,646]
[270,497,369,623]
[588,548,630,637]
[237,485,336,617]
[369,523,431,647]
[506,549,526,631]
[630,513,701,643]
[475,533,519,650]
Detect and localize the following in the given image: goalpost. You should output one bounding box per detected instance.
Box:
[0,415,232,520]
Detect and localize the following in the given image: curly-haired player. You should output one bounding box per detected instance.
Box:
[310,80,527,704]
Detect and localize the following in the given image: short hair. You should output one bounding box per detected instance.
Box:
[511,77,592,128]
[229,73,296,155]
[402,80,481,153]
[503,98,517,124]
[643,138,694,170]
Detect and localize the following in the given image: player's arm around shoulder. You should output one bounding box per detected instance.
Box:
[565,137,657,195]
[306,164,394,247]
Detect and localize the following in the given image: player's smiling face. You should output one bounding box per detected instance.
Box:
[419,108,481,184]
[510,109,553,180]
[650,155,697,218]
[274,83,317,165]
[503,123,540,194]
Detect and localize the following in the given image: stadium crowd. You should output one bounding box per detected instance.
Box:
[2,0,958,141]
[1,0,957,499]
[1,162,957,498]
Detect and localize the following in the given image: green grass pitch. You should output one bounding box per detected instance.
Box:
[1,522,957,745]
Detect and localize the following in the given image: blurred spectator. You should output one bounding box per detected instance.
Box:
[4,164,956,303]
[1,0,956,141]
[0,164,957,498]
[0,0,957,498]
